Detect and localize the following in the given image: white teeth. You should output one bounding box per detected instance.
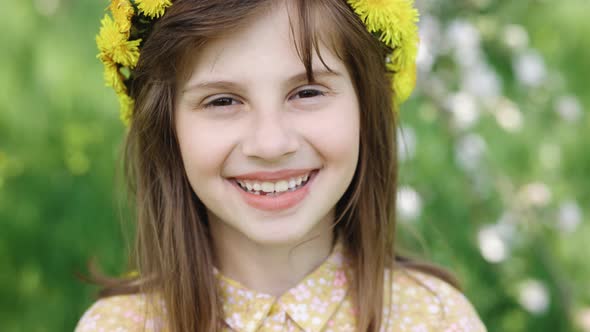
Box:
[275,180,289,192]
[261,182,274,193]
[235,171,314,194]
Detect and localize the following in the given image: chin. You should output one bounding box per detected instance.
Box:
[240,214,326,247]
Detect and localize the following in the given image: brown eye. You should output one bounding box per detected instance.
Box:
[293,89,325,99]
[208,97,236,107]
[203,96,242,109]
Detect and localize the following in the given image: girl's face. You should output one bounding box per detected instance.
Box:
[175,3,360,246]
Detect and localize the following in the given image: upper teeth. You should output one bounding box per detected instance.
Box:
[236,173,310,194]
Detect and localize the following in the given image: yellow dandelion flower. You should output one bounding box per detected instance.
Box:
[113,38,141,68]
[135,0,172,18]
[96,14,124,53]
[102,59,127,94]
[391,62,416,104]
[117,92,135,126]
[347,0,419,47]
[387,32,419,72]
[347,0,419,68]
[96,14,142,68]
[109,0,135,35]
[348,0,419,105]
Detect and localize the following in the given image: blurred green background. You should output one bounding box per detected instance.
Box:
[0,0,588,331]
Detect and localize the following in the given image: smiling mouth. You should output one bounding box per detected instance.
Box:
[232,170,317,196]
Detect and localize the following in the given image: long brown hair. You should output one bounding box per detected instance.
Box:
[94,0,460,331]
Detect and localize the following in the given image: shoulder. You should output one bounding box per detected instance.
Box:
[384,268,487,332]
[75,294,167,332]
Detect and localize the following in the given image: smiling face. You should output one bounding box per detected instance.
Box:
[174,2,360,247]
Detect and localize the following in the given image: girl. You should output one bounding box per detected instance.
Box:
[78,0,487,331]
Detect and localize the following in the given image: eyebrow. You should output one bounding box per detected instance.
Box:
[182,69,343,94]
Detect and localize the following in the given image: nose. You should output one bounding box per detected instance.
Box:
[241,108,299,162]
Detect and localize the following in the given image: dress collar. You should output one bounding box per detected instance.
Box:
[214,241,350,332]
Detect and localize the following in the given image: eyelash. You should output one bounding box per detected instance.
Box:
[203,96,239,108]
[291,88,327,100]
[202,87,327,109]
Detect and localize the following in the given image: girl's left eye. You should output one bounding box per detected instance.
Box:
[291,88,326,100]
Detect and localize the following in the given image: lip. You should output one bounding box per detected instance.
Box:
[229,169,319,212]
[232,168,316,182]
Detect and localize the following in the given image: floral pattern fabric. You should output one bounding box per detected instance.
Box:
[76,243,487,332]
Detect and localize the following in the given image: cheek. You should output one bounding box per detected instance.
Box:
[175,116,235,179]
[301,100,360,164]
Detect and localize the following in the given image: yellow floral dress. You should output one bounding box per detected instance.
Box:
[75,243,486,332]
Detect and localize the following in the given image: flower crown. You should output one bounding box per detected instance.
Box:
[96,0,419,125]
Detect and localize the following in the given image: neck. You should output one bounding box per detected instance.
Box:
[209,215,335,297]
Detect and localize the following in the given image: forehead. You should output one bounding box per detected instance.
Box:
[182,0,345,84]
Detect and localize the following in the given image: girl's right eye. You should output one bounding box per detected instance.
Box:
[203,96,242,109]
